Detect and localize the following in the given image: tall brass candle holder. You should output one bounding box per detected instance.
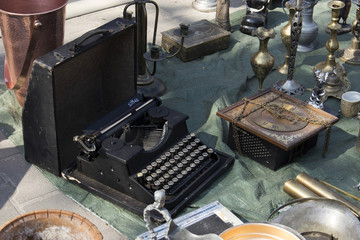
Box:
[339,0,360,65]
[313,0,350,100]
[274,0,305,95]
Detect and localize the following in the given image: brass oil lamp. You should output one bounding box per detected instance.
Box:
[339,0,360,65]
[313,0,350,100]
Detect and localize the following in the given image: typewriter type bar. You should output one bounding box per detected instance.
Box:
[65,95,234,219]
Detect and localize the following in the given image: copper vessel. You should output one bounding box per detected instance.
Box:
[0,0,67,106]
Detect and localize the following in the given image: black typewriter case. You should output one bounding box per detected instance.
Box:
[22,17,234,220]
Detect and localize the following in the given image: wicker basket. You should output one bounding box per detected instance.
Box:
[0,209,103,240]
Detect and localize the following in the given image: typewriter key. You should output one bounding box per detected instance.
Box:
[182,148,189,155]
[181,170,187,176]
[168,169,175,177]
[141,169,148,176]
[207,148,214,155]
[176,174,184,180]
[186,135,192,141]
[186,145,193,151]
[190,152,197,158]
[172,166,179,173]
[136,172,144,182]
[156,169,162,175]
[153,180,161,190]
[163,185,170,191]
[202,152,209,158]
[177,162,184,170]
[186,156,192,161]
[169,159,176,166]
[181,159,188,165]
[194,138,201,145]
[173,145,180,151]
[161,155,167,162]
[178,141,184,147]
[198,156,205,162]
[151,162,158,168]
[168,181,174,188]
[174,155,180,162]
[190,142,197,148]
[158,177,165,185]
[164,162,171,168]
[151,172,158,179]
[172,177,179,183]
[185,167,192,173]
[163,173,170,180]
[165,151,171,158]
[182,138,188,144]
[169,148,176,156]
[156,158,162,164]
[190,163,196,168]
[146,165,153,172]
[194,159,200,165]
[160,166,167,172]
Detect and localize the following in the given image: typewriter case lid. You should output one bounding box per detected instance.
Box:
[23,18,137,175]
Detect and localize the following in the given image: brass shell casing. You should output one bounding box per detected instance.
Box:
[295,172,360,217]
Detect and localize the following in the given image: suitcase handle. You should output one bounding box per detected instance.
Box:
[70,29,114,52]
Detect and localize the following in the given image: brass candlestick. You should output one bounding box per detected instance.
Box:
[274,0,304,95]
[339,0,360,64]
[313,0,350,100]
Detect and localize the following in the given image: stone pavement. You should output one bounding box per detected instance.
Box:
[0,0,245,239]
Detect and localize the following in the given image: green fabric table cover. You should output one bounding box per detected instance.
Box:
[1,1,360,238]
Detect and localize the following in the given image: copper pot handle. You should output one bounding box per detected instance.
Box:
[13,18,42,90]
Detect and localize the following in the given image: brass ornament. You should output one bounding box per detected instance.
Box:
[313,0,351,100]
[339,0,360,65]
[250,27,276,91]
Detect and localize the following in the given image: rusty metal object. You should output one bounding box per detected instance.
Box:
[215,0,231,31]
[161,19,231,62]
[0,0,67,107]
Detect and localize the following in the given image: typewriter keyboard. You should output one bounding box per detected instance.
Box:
[136,133,221,196]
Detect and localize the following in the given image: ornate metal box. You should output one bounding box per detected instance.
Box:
[217,88,339,170]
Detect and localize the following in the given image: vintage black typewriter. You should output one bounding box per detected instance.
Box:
[22,17,234,218]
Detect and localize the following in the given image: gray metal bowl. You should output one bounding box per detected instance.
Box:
[272,199,360,239]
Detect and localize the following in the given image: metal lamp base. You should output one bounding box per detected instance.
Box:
[137,74,166,97]
[192,0,217,12]
[273,79,305,95]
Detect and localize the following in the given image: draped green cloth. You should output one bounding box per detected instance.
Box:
[1,1,360,238]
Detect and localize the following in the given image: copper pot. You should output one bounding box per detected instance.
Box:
[0,0,67,106]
